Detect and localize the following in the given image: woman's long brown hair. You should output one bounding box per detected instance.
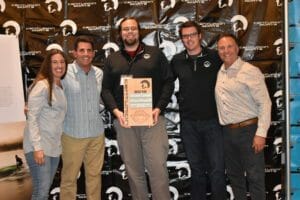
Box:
[29,49,68,106]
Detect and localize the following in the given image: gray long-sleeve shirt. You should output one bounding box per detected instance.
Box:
[23,80,67,157]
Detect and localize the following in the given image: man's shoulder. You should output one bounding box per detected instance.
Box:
[143,44,166,55]
[107,50,122,59]
[172,51,186,61]
[202,47,219,57]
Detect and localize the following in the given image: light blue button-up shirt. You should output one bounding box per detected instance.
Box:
[62,61,104,138]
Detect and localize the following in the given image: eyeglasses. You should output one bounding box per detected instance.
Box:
[181,32,199,39]
[122,26,138,32]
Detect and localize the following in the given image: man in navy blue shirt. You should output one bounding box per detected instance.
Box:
[171,21,226,200]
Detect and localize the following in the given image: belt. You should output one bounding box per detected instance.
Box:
[225,117,258,129]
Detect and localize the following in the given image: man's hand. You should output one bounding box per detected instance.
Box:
[252,135,266,154]
[34,150,45,165]
[152,108,161,125]
[113,108,130,128]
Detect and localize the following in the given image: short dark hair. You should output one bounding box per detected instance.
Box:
[217,33,239,46]
[73,35,95,50]
[179,21,202,38]
[118,17,141,33]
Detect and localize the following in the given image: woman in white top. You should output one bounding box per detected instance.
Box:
[23,49,68,200]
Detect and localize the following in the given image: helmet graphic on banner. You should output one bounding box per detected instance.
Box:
[60,19,77,36]
[276,0,282,7]
[119,164,128,180]
[115,18,124,28]
[273,90,283,108]
[218,0,233,8]
[167,161,191,179]
[169,186,179,200]
[45,0,62,13]
[231,15,248,32]
[159,40,177,60]
[46,43,63,51]
[168,138,179,155]
[273,38,282,56]
[273,137,282,155]
[3,20,20,36]
[102,42,119,58]
[0,0,5,12]
[160,0,176,11]
[50,187,60,200]
[273,184,282,200]
[102,0,118,12]
[105,138,120,156]
[173,16,189,37]
[106,186,123,200]
[226,185,234,200]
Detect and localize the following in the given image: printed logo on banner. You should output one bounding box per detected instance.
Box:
[60,19,77,36]
[273,38,283,56]
[254,21,281,27]
[181,0,210,3]
[46,43,63,51]
[160,0,176,11]
[0,0,5,12]
[49,187,60,200]
[244,0,262,2]
[226,185,234,200]
[173,16,189,37]
[68,2,97,8]
[276,0,282,7]
[159,40,177,60]
[273,184,282,200]
[106,186,123,200]
[218,0,233,8]
[274,90,283,109]
[169,186,179,200]
[167,161,191,180]
[168,138,181,155]
[2,20,20,36]
[11,3,40,9]
[231,15,248,32]
[101,0,118,11]
[45,0,62,13]
[119,164,128,180]
[273,137,282,156]
[102,42,119,58]
[105,138,120,156]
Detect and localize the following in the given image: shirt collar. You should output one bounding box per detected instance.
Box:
[220,57,243,72]
[72,61,95,75]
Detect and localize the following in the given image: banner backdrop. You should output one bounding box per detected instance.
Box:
[0,0,284,199]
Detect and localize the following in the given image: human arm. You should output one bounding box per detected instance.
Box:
[245,65,271,152]
[27,81,48,163]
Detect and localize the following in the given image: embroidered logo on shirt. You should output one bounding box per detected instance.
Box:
[144,54,151,59]
[204,61,211,68]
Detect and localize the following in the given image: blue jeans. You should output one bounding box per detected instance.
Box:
[25,152,59,200]
[181,118,226,200]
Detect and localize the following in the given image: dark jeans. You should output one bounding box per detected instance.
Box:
[181,118,226,200]
[223,124,265,200]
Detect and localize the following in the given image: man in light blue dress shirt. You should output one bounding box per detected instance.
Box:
[60,35,105,200]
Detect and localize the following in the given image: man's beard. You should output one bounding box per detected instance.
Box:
[123,38,139,47]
